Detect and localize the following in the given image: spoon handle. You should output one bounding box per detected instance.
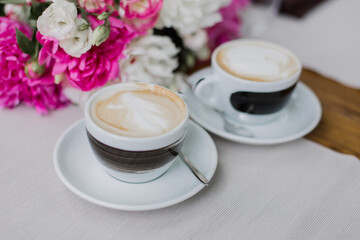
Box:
[179,152,209,186]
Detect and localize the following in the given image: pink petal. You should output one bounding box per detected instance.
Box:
[52,63,67,75]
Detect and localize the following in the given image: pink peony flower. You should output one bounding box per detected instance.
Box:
[0,15,32,41]
[0,17,68,114]
[206,0,249,50]
[21,70,69,115]
[120,0,163,34]
[78,0,114,13]
[231,0,249,9]
[38,16,137,91]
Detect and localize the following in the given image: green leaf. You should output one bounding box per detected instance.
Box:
[0,4,5,17]
[67,0,79,7]
[78,7,89,23]
[32,27,37,42]
[0,0,26,4]
[29,1,51,20]
[16,28,35,56]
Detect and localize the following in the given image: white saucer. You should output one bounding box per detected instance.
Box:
[53,120,217,211]
[185,67,322,145]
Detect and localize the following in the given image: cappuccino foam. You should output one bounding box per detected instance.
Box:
[217,41,299,82]
[91,87,186,138]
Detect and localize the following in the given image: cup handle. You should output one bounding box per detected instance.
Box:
[192,75,222,111]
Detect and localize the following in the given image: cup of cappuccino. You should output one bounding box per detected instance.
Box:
[84,83,189,183]
[193,39,301,124]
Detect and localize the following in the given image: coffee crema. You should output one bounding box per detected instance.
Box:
[91,87,186,138]
[216,41,299,82]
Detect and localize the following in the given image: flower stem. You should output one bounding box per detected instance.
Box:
[33,41,39,60]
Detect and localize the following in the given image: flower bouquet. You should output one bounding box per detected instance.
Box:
[0,0,249,114]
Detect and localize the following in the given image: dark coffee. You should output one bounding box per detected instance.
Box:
[230,83,297,114]
[87,131,184,172]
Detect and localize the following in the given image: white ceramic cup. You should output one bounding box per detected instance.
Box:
[84,83,189,183]
[192,39,302,124]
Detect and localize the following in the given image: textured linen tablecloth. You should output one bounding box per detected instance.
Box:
[1,106,360,240]
[260,0,360,89]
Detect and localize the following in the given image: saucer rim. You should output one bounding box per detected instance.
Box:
[187,67,322,145]
[53,119,218,211]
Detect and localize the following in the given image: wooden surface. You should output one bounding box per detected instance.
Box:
[189,64,360,159]
[301,69,360,159]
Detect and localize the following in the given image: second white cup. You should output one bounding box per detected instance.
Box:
[193,39,302,124]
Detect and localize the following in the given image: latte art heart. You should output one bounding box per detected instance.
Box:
[216,41,300,82]
[91,88,186,138]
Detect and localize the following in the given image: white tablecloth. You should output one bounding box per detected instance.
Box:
[1,106,360,240]
[260,0,360,89]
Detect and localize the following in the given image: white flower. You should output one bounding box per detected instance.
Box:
[37,0,77,40]
[78,0,107,12]
[59,18,93,57]
[156,0,230,35]
[194,45,211,60]
[120,34,179,86]
[4,4,29,23]
[91,25,110,46]
[168,72,188,92]
[183,29,208,51]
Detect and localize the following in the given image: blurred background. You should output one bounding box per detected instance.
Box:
[240,0,359,89]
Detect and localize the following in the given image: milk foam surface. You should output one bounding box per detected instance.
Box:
[217,42,299,82]
[91,90,186,138]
